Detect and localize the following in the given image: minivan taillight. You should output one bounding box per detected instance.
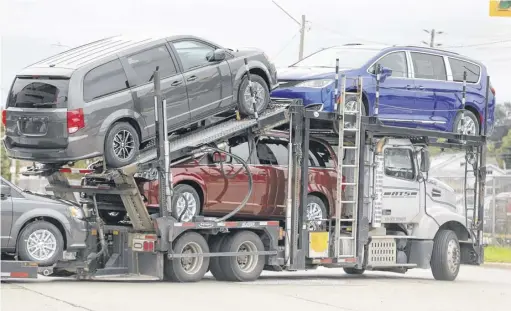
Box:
[491,87,496,96]
[67,108,85,134]
[1,110,6,127]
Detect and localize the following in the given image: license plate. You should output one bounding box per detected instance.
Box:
[18,116,49,135]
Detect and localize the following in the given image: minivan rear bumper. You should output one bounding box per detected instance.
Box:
[2,136,102,163]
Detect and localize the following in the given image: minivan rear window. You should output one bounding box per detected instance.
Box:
[7,76,69,109]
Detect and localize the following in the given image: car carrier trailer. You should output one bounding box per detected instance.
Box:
[2,62,490,282]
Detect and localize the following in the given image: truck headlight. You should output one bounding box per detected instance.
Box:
[295,79,334,88]
[68,206,85,220]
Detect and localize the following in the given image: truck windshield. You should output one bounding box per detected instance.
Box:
[291,47,382,69]
[7,76,69,109]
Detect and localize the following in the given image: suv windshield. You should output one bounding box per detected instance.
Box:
[7,76,69,109]
[291,47,382,69]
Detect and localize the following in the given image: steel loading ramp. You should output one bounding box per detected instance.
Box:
[46,102,293,232]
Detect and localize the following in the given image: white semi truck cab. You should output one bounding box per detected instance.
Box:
[340,137,479,280]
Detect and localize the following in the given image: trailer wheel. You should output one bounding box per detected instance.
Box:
[430,230,460,281]
[17,220,64,267]
[208,234,229,281]
[165,232,210,282]
[219,231,265,282]
[343,267,365,275]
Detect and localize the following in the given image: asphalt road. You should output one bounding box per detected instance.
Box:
[2,266,509,311]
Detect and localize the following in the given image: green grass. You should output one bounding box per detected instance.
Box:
[484,245,511,263]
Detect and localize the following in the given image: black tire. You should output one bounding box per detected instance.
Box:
[333,95,366,134]
[104,122,140,168]
[237,74,270,117]
[171,184,201,222]
[219,231,265,282]
[165,232,210,282]
[17,221,64,267]
[99,210,126,224]
[343,267,365,275]
[430,230,461,281]
[209,234,229,281]
[452,110,479,136]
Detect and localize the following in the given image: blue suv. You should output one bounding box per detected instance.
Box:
[271,44,496,135]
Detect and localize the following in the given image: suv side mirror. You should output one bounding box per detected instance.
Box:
[1,184,11,199]
[420,148,430,172]
[379,66,393,82]
[207,49,227,62]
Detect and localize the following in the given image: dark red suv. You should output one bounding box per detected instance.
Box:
[138,131,345,222]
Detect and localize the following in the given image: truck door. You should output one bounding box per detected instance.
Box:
[381,146,421,223]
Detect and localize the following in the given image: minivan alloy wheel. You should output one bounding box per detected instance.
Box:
[176,192,198,222]
[27,229,57,261]
[456,115,477,135]
[307,202,324,220]
[243,81,266,113]
[113,130,135,160]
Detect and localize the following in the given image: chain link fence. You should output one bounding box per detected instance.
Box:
[433,174,511,246]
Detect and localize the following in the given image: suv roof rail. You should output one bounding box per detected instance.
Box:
[401,45,460,55]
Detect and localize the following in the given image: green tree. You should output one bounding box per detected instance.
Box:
[0,125,19,181]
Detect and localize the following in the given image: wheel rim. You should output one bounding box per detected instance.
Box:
[307,202,324,230]
[112,130,135,160]
[243,81,266,113]
[306,202,324,221]
[27,229,57,261]
[180,242,203,275]
[236,241,258,273]
[176,192,198,222]
[446,239,460,274]
[456,115,477,135]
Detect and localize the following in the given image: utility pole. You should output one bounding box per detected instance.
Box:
[272,1,307,61]
[299,14,306,60]
[422,29,444,47]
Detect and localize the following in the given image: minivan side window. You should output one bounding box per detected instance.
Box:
[263,140,289,165]
[229,141,250,164]
[448,58,480,83]
[127,46,177,86]
[309,140,335,168]
[172,40,215,71]
[370,52,408,78]
[83,59,128,102]
[410,52,447,81]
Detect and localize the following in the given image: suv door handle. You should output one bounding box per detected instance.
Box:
[187,75,197,82]
[171,80,182,86]
[432,188,442,197]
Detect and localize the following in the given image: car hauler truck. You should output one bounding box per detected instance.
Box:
[1,63,489,282]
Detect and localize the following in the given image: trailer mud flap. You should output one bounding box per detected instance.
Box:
[132,252,164,280]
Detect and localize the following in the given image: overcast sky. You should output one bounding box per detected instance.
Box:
[1,0,510,105]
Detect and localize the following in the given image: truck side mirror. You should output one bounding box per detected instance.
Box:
[420,149,430,172]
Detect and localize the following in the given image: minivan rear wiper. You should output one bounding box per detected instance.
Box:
[32,102,57,107]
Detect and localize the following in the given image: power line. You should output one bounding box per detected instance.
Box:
[273,30,301,59]
[443,39,511,48]
[271,1,308,61]
[308,22,390,45]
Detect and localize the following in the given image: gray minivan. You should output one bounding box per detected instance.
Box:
[2,35,278,168]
